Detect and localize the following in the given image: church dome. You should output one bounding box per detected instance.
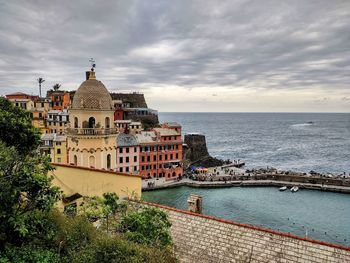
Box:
[72,73,113,110]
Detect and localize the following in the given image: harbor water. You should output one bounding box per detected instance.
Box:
[143,186,350,246]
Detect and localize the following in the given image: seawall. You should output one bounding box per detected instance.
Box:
[142,179,350,194]
[144,201,350,262]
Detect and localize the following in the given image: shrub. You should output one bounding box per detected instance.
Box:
[119,207,172,247]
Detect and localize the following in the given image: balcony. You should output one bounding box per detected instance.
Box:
[67,128,118,136]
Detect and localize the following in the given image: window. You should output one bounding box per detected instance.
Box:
[88,117,95,128]
[119,157,123,163]
[134,166,137,171]
[126,147,129,153]
[142,156,145,162]
[126,156,129,163]
[153,164,156,169]
[89,156,95,168]
[134,156,137,162]
[176,153,178,159]
[57,149,61,154]
[74,117,78,128]
[170,154,173,160]
[73,155,77,166]
[105,117,110,129]
[134,147,137,152]
[119,148,123,154]
[159,155,162,161]
[165,155,168,160]
[147,156,150,162]
[126,167,129,172]
[107,154,111,169]
[153,155,156,161]
[120,167,123,172]
[57,157,61,163]
[142,166,145,171]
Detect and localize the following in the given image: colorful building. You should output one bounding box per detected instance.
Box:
[40,133,67,163]
[47,90,71,110]
[136,123,183,180]
[116,133,139,174]
[46,109,69,134]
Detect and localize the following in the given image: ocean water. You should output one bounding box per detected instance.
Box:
[159,113,350,174]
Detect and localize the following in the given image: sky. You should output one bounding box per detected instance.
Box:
[0,0,350,112]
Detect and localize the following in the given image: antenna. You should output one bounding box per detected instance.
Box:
[89,58,96,71]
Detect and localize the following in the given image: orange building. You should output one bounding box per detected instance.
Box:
[47,91,70,110]
[136,123,183,180]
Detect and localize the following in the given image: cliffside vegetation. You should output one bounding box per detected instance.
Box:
[0,97,176,263]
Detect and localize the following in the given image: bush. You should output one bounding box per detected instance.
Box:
[119,207,172,247]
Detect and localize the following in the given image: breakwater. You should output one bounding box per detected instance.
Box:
[142,177,350,194]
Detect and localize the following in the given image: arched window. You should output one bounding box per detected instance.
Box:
[88,117,95,128]
[74,117,78,128]
[172,172,176,177]
[73,155,77,166]
[107,154,111,169]
[105,117,110,129]
[89,156,95,168]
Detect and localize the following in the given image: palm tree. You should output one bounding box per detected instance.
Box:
[53,83,61,91]
[37,77,45,98]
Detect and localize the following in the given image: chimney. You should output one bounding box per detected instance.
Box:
[187,194,203,214]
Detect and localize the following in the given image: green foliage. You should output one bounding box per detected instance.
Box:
[53,83,61,91]
[0,97,41,154]
[119,207,172,247]
[0,141,61,247]
[0,244,60,263]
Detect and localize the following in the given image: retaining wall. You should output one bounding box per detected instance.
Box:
[145,202,350,263]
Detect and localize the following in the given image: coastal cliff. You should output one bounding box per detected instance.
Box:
[183,134,228,168]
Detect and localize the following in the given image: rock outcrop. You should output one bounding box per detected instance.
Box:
[183,134,228,169]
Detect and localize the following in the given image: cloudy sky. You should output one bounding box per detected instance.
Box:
[0,0,349,112]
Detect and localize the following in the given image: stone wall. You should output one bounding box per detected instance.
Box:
[110,93,148,108]
[145,202,350,263]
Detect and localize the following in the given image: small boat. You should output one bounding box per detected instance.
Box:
[291,186,299,193]
[279,186,287,191]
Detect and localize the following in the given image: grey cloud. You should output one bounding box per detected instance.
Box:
[0,0,349,100]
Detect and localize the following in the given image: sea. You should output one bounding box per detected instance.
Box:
[143,112,350,246]
[159,112,350,174]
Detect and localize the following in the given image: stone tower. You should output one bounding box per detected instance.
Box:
[67,68,117,170]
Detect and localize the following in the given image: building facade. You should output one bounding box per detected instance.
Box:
[136,123,183,180]
[66,69,118,170]
[116,133,139,174]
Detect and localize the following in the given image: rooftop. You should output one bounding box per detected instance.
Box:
[136,131,157,144]
[117,133,139,147]
[153,128,180,136]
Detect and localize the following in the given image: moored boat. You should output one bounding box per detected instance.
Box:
[291,186,299,192]
[279,186,287,191]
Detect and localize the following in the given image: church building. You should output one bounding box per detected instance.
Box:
[67,67,117,170]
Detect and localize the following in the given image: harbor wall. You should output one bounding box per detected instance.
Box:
[144,202,350,263]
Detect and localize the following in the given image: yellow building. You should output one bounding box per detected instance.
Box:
[40,133,67,163]
[31,108,48,134]
[50,164,141,210]
[67,68,118,170]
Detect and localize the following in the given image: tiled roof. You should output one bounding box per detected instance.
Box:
[135,131,157,144]
[117,133,139,147]
[153,128,179,136]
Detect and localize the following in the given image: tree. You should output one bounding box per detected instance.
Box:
[53,83,61,91]
[0,100,60,251]
[37,77,45,98]
[0,97,41,155]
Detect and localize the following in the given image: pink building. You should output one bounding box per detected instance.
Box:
[116,133,139,174]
